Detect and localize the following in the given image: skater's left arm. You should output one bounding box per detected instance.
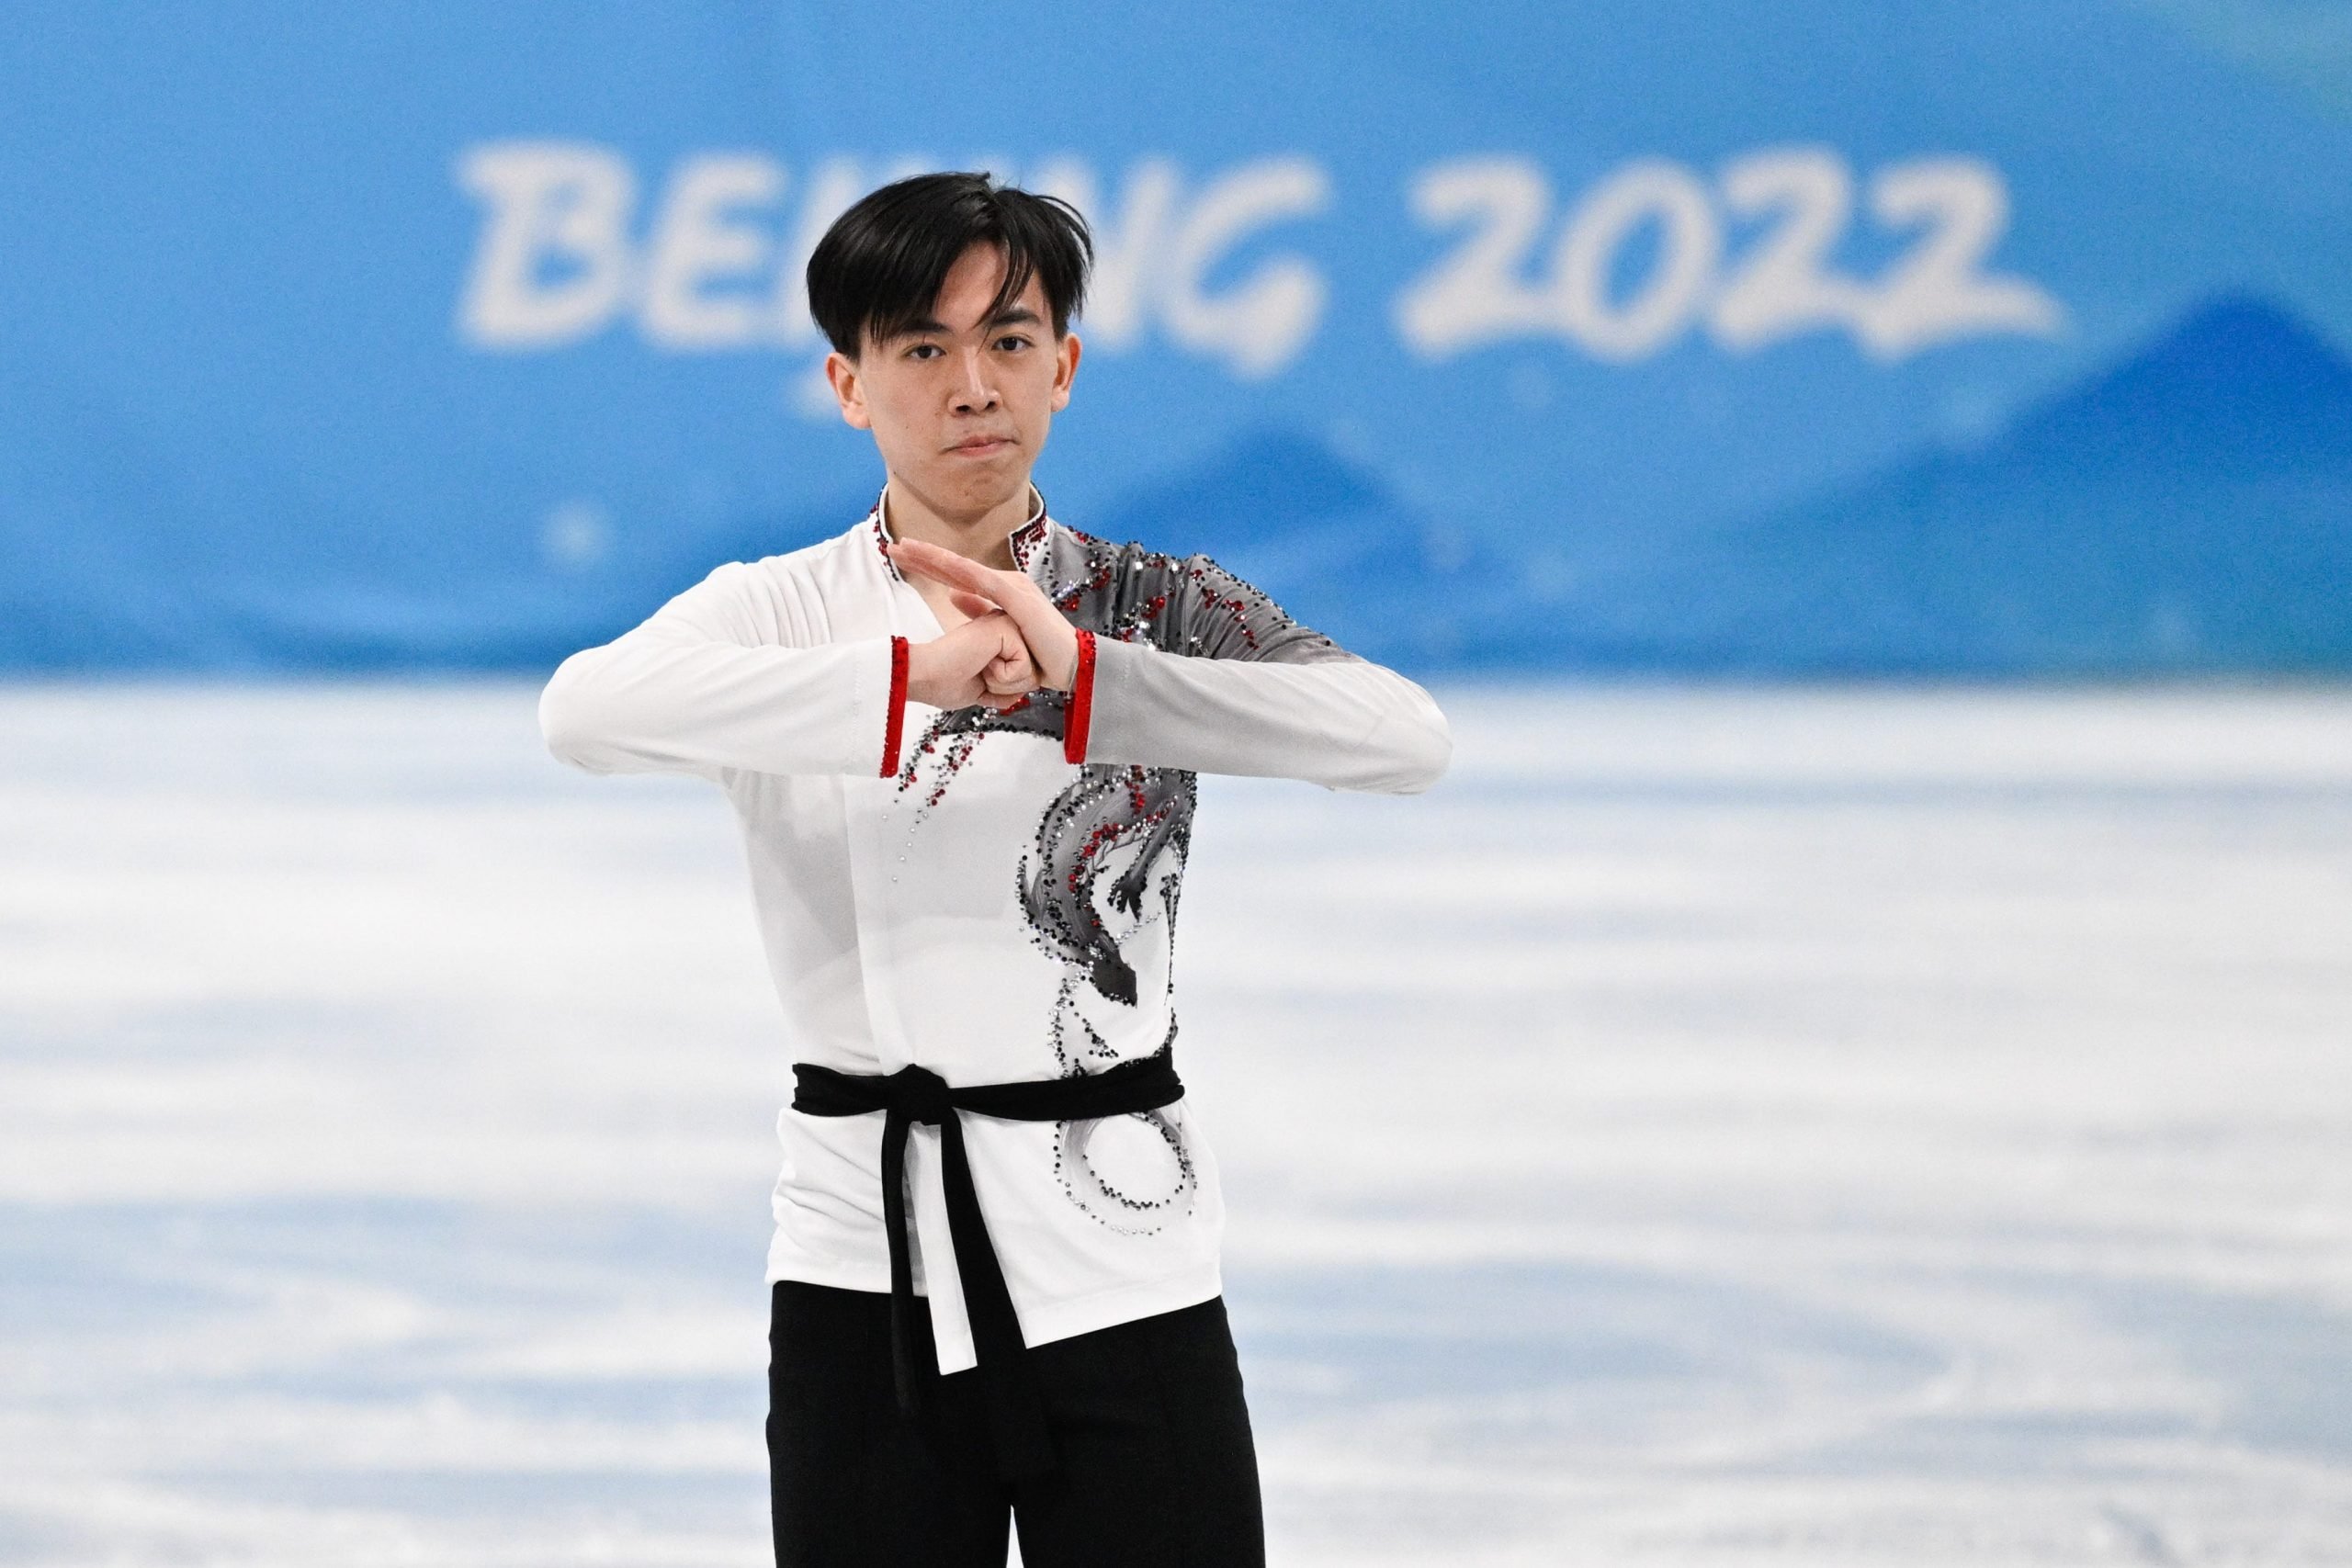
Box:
[887,539,1451,795]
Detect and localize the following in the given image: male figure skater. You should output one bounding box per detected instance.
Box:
[539,172,1450,1567]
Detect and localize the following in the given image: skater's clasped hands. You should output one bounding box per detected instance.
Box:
[888,537,1083,712]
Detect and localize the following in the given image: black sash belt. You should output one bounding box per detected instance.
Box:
[789,1046,1184,1481]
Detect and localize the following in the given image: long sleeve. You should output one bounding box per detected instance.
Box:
[1079,637,1451,793]
[539,558,903,779]
[1055,548,1452,795]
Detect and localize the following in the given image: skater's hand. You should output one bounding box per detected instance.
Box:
[905,608,1043,711]
[888,538,1081,692]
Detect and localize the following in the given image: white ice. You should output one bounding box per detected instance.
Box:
[2,682,2348,1566]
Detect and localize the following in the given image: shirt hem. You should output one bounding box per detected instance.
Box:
[1012,1260,1225,1357]
[765,1253,896,1296]
[763,1253,1226,1374]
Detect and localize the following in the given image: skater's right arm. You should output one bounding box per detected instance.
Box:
[539,560,899,780]
[540,558,1038,780]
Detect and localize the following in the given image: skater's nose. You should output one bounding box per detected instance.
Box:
[949,346,1000,412]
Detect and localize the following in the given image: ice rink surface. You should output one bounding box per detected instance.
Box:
[3,681,2348,1567]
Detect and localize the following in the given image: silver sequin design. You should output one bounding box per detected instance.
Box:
[892,523,1358,1234]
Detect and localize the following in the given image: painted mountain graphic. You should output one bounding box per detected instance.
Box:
[1576,295,2352,674]
[1090,429,1504,666]
[13,295,2350,676]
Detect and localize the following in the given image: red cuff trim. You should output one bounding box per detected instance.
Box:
[880,636,909,777]
[1062,629,1097,764]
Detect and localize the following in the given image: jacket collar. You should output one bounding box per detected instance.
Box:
[870,483,1052,586]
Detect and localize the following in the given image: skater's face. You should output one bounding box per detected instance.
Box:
[825,243,1080,523]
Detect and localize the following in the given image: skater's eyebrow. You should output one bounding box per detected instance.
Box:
[885,305,1043,342]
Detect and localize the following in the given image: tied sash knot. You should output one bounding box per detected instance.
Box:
[789,1048,1185,1480]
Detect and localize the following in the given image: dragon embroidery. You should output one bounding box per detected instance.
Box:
[886,520,1355,1234]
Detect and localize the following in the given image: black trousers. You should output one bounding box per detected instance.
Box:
[766,1280,1265,1567]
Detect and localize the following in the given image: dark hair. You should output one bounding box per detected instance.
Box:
[805,171,1093,358]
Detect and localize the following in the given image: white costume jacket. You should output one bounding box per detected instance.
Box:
[539,495,1451,1374]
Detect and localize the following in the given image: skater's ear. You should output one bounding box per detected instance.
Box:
[824,350,873,431]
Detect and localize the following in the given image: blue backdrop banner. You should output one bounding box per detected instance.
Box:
[4,2,2349,674]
